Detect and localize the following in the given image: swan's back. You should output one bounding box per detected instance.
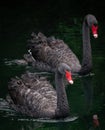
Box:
[27,32,81,73]
[7,72,57,118]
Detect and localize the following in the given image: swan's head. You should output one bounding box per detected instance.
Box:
[86,14,98,38]
[58,63,74,84]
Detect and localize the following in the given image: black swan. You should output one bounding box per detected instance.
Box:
[7,63,73,119]
[26,14,98,75]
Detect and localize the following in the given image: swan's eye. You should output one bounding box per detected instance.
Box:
[93,23,98,27]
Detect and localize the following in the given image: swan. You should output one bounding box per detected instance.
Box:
[26,14,98,75]
[7,63,73,119]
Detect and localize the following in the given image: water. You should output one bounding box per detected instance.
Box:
[0,13,105,130]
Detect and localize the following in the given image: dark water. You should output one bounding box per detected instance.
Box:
[0,13,105,130]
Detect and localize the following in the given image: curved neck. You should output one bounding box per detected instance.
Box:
[55,71,70,118]
[79,20,92,75]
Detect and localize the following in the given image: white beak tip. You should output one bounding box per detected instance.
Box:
[93,34,98,38]
[93,114,98,119]
[69,80,74,84]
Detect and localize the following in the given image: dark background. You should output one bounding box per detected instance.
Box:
[0,0,105,34]
[0,0,105,57]
[0,0,105,19]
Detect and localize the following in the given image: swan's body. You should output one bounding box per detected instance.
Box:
[27,14,98,75]
[7,63,73,119]
[27,33,81,74]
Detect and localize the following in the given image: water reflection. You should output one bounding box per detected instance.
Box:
[81,76,93,114]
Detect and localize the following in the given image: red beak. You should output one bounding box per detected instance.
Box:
[91,24,98,38]
[65,70,73,84]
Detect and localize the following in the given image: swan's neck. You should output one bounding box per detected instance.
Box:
[55,71,70,118]
[80,21,92,75]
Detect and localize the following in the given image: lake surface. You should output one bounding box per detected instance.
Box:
[0,13,105,130]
